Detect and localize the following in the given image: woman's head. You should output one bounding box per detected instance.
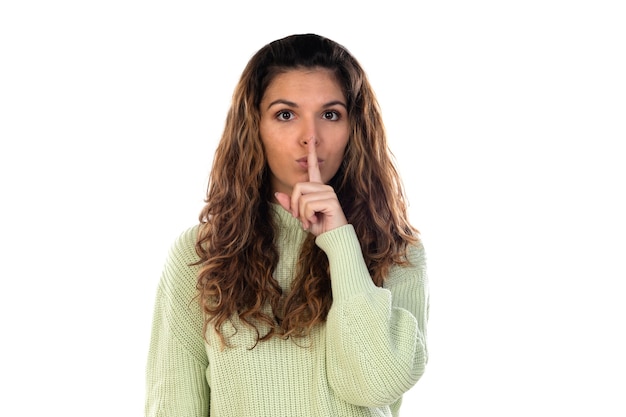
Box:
[209,33,389,208]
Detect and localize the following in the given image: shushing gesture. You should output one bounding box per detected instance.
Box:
[275,140,348,236]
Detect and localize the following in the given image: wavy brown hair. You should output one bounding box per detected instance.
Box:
[195,34,419,347]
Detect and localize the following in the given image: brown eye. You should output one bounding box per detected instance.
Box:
[323,111,340,121]
[277,111,294,121]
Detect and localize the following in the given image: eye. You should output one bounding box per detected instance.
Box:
[322,110,341,121]
[276,110,294,121]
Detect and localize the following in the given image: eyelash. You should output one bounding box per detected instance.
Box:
[323,111,341,121]
[276,110,294,121]
[275,110,342,122]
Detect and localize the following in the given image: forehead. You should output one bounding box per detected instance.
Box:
[261,68,344,101]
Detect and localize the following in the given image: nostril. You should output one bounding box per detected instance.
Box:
[301,136,317,146]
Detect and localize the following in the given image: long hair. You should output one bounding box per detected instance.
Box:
[195,33,419,347]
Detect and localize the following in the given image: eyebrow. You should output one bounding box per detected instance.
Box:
[265,99,347,110]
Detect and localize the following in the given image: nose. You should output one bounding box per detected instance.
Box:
[301,136,318,146]
[300,118,319,146]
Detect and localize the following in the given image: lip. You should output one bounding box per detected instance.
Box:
[296,157,323,169]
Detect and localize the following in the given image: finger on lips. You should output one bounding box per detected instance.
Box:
[307,139,322,183]
[285,141,324,229]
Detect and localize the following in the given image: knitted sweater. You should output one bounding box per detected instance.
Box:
[145,204,428,417]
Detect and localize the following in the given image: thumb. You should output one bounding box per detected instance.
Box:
[274,192,292,214]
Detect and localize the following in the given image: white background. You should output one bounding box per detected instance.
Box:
[1,1,625,416]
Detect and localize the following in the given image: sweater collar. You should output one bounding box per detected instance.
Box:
[269,203,308,246]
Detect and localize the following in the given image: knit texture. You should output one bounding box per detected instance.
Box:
[145,204,428,417]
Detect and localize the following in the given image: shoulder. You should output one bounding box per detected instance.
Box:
[385,241,427,288]
[160,224,201,293]
[406,240,426,270]
[168,224,201,263]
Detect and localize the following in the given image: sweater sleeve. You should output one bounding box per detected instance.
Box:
[316,224,429,408]
[145,226,210,417]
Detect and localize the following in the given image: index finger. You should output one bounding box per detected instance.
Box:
[307,139,322,183]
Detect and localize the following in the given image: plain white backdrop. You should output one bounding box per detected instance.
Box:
[1,1,625,416]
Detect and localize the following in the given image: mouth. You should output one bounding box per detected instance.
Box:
[296,157,323,169]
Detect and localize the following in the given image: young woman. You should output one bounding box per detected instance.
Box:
[145,33,429,417]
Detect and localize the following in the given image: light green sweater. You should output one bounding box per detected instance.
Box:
[145,204,428,416]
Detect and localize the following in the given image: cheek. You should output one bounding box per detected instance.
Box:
[263,143,291,178]
[324,143,349,180]
[260,127,291,160]
[263,146,280,169]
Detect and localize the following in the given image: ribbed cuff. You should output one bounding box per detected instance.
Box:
[315,225,377,300]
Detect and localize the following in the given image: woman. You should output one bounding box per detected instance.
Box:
[145,33,428,417]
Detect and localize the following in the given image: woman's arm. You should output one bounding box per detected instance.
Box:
[317,225,428,407]
[145,226,210,417]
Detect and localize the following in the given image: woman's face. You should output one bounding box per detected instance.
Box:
[259,68,350,197]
